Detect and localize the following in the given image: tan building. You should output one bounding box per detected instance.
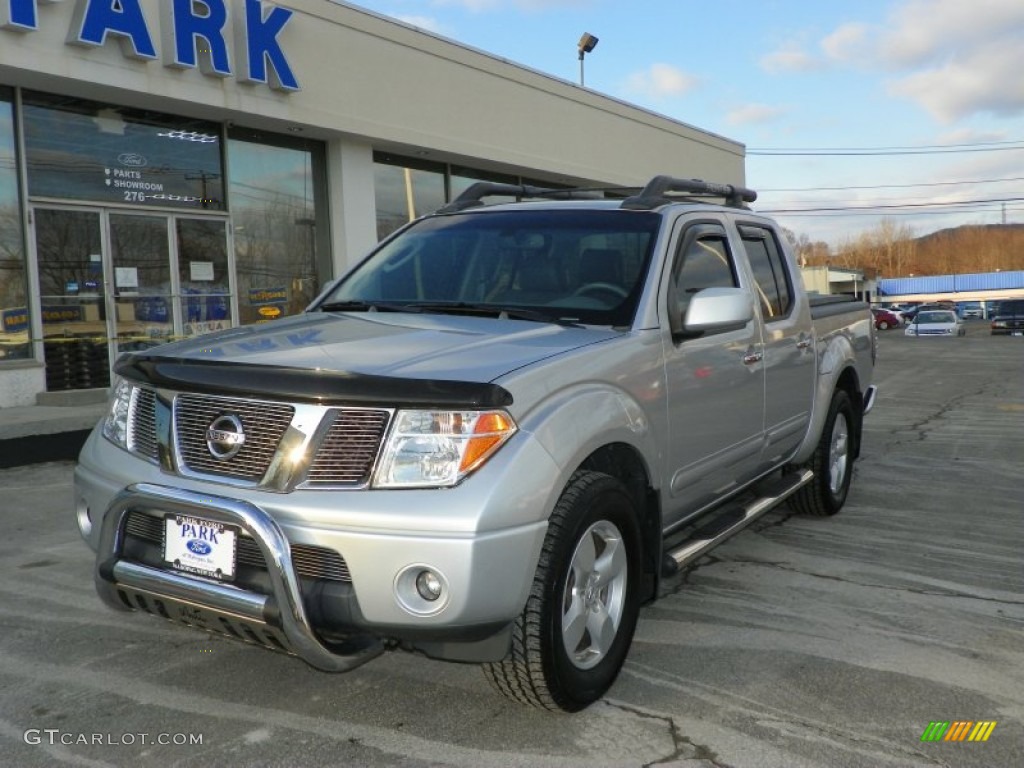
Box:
[0,0,745,406]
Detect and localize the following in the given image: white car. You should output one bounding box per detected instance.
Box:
[905,309,965,337]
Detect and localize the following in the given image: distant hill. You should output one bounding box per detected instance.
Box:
[906,224,1024,276]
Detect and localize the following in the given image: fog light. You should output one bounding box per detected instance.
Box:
[416,570,443,601]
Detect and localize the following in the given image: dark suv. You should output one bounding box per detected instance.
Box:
[990,299,1024,336]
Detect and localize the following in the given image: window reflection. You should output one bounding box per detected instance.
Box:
[228,136,321,326]
[22,91,225,211]
[373,155,445,240]
[177,218,231,337]
[0,88,28,361]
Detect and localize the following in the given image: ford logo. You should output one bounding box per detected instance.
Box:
[187,539,212,556]
[206,414,246,460]
[118,152,148,167]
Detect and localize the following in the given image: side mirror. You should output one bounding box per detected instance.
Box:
[675,286,753,340]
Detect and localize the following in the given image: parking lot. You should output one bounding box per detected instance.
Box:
[1,320,1022,768]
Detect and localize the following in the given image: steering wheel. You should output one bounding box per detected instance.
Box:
[570,282,629,303]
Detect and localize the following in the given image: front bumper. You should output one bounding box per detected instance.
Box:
[94,482,384,671]
[76,426,554,668]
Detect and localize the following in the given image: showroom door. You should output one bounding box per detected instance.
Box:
[32,207,231,391]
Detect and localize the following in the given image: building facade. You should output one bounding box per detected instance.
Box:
[0,0,745,407]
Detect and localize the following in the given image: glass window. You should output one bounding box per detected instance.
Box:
[323,209,661,328]
[741,225,793,320]
[177,218,231,337]
[22,91,225,211]
[0,87,28,361]
[670,229,737,332]
[450,166,518,207]
[373,153,446,240]
[228,133,324,326]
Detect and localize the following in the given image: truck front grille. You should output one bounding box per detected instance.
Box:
[306,409,391,487]
[129,387,159,461]
[175,394,294,482]
[123,511,351,582]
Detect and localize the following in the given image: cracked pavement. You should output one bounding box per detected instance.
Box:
[1,322,1021,767]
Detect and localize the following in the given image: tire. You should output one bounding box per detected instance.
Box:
[789,390,855,517]
[483,470,642,711]
[878,321,889,330]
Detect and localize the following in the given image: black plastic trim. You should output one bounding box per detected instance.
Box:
[114,355,514,408]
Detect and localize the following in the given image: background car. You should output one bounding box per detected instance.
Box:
[990,299,1024,336]
[957,301,984,320]
[871,307,902,330]
[906,309,965,337]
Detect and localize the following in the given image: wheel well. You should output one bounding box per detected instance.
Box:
[579,444,660,603]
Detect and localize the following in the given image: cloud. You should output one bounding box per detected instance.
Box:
[622,64,698,101]
[816,1,1024,122]
[887,36,1024,122]
[759,45,822,74]
[934,128,1009,145]
[821,23,870,62]
[726,103,787,126]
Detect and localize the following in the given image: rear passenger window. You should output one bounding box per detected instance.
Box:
[740,225,792,320]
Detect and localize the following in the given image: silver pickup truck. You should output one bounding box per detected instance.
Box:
[75,176,876,712]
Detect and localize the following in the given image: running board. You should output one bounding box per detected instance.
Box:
[661,469,814,576]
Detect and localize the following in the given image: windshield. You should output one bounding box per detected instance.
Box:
[318,209,662,326]
[917,311,955,324]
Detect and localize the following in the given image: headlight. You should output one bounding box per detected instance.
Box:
[102,378,134,448]
[373,409,517,488]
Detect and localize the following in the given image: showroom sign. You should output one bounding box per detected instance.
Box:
[0,0,299,91]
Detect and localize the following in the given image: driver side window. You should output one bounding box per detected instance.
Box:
[669,230,737,333]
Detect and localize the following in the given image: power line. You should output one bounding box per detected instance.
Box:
[758,175,1024,193]
[761,196,1024,216]
[749,140,1024,156]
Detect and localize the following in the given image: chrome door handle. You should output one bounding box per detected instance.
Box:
[796,339,812,350]
[743,352,763,365]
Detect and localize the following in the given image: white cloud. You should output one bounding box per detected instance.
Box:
[934,128,1008,145]
[821,22,870,62]
[622,64,698,101]
[726,104,787,126]
[759,45,822,75]
[888,36,1024,122]
[816,1,1024,122]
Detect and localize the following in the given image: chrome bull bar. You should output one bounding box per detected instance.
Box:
[94,483,384,672]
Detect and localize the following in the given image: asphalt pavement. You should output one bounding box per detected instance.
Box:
[1,321,1022,767]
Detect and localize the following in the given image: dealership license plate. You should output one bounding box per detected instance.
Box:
[163,514,237,581]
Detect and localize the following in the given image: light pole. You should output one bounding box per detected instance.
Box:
[578,32,598,86]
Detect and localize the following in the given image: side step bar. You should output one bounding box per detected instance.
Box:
[661,469,814,576]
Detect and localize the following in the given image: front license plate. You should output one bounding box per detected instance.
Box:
[163,514,237,581]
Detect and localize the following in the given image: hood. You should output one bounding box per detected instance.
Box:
[141,310,620,384]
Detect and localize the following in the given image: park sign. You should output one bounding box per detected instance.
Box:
[1,0,299,91]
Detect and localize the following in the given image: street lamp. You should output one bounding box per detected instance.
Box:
[578,32,598,86]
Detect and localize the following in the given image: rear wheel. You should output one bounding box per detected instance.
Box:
[790,390,855,517]
[483,470,642,711]
[877,320,890,330]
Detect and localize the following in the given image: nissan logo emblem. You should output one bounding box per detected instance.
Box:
[206,414,246,460]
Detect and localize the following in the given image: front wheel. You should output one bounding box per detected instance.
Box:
[789,389,855,517]
[483,471,642,711]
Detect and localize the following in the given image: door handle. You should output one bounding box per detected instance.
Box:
[796,338,812,350]
[743,352,763,365]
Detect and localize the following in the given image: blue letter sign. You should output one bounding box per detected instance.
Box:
[235,0,298,91]
[162,0,231,76]
[1,0,62,31]
[67,0,156,59]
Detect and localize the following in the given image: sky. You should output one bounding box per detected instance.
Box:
[337,0,1024,249]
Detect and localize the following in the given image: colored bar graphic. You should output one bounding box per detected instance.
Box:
[920,720,996,742]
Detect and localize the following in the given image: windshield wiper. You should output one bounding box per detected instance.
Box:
[317,300,423,314]
[408,302,584,328]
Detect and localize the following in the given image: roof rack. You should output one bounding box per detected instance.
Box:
[435,181,606,213]
[619,175,757,210]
